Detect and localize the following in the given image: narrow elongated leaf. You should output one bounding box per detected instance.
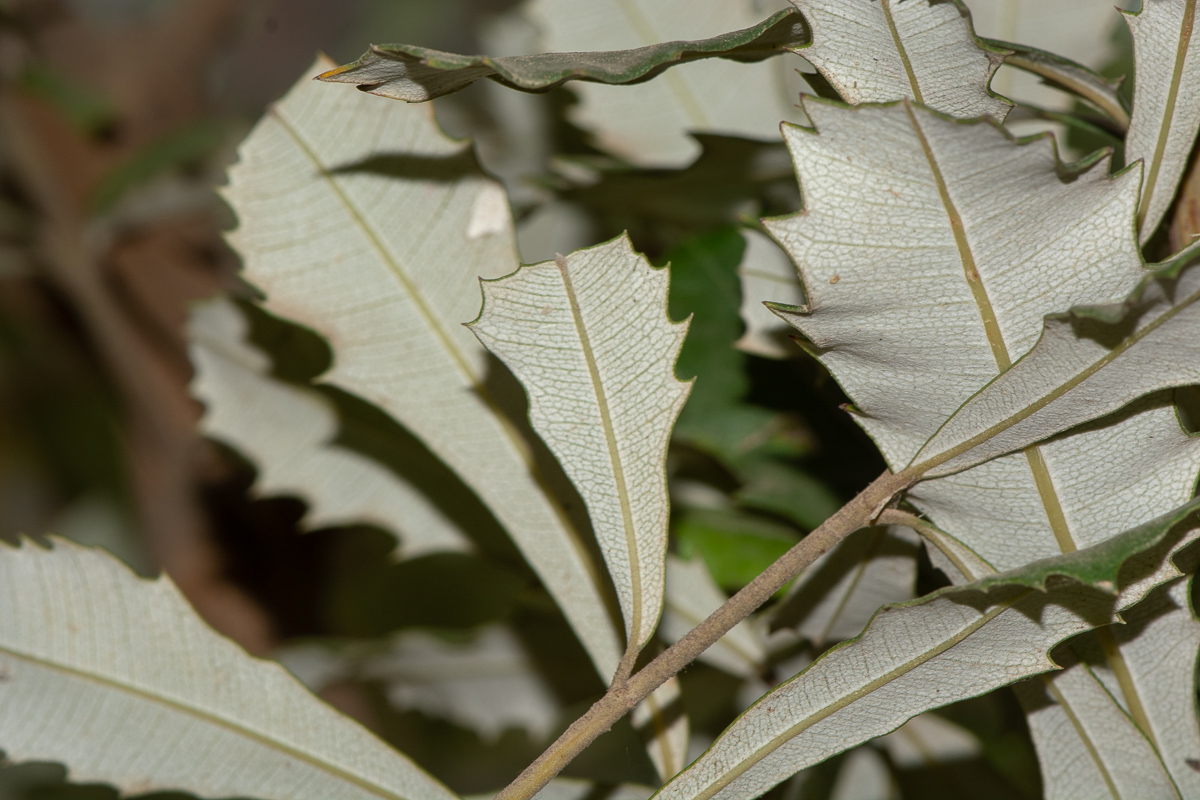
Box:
[525,0,810,165]
[0,538,456,800]
[319,11,806,102]
[653,499,1200,800]
[1123,0,1200,240]
[789,0,1011,119]
[188,297,469,558]
[1018,579,1200,800]
[225,58,623,676]
[468,237,690,650]
[915,259,1200,477]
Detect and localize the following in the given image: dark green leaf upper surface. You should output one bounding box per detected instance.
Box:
[318,10,807,102]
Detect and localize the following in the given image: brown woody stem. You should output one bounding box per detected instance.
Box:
[495,467,916,800]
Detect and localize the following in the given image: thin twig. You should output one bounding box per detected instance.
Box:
[495,466,917,800]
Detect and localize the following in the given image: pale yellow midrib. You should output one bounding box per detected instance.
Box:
[904,105,1169,769]
[268,110,620,670]
[881,0,924,104]
[556,256,643,648]
[1,644,424,800]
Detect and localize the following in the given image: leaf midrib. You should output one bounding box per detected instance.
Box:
[1,644,423,800]
[556,256,643,648]
[270,108,620,673]
[882,0,924,105]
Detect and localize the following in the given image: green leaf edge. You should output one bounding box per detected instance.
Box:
[317,10,807,101]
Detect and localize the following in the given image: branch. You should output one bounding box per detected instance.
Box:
[495,466,917,800]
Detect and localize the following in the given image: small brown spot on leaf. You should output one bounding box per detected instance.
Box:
[829,275,840,285]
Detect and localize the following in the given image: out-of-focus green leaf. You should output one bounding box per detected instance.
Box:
[666,227,774,469]
[674,509,797,592]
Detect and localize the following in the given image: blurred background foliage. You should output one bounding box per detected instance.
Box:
[0,0,1149,797]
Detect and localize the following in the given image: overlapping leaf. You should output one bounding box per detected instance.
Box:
[224,57,623,677]
[0,538,456,800]
[319,10,806,102]
[188,297,469,558]
[524,0,811,165]
[1017,576,1200,800]
[654,498,1200,800]
[1123,0,1200,240]
[468,237,690,651]
[914,259,1200,477]
[766,99,1194,575]
[789,0,1011,119]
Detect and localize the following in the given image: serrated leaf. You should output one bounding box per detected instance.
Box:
[766,99,1200,582]
[188,297,469,558]
[224,58,623,677]
[772,526,918,647]
[653,498,1200,800]
[789,0,1011,119]
[1123,0,1200,240]
[633,677,690,781]
[468,237,690,651]
[525,0,811,166]
[661,555,768,679]
[914,259,1200,477]
[319,10,806,103]
[1018,577,1200,799]
[0,538,456,800]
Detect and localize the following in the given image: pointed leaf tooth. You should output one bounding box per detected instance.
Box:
[789,0,1011,119]
[224,57,622,677]
[468,237,691,651]
[0,538,456,800]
